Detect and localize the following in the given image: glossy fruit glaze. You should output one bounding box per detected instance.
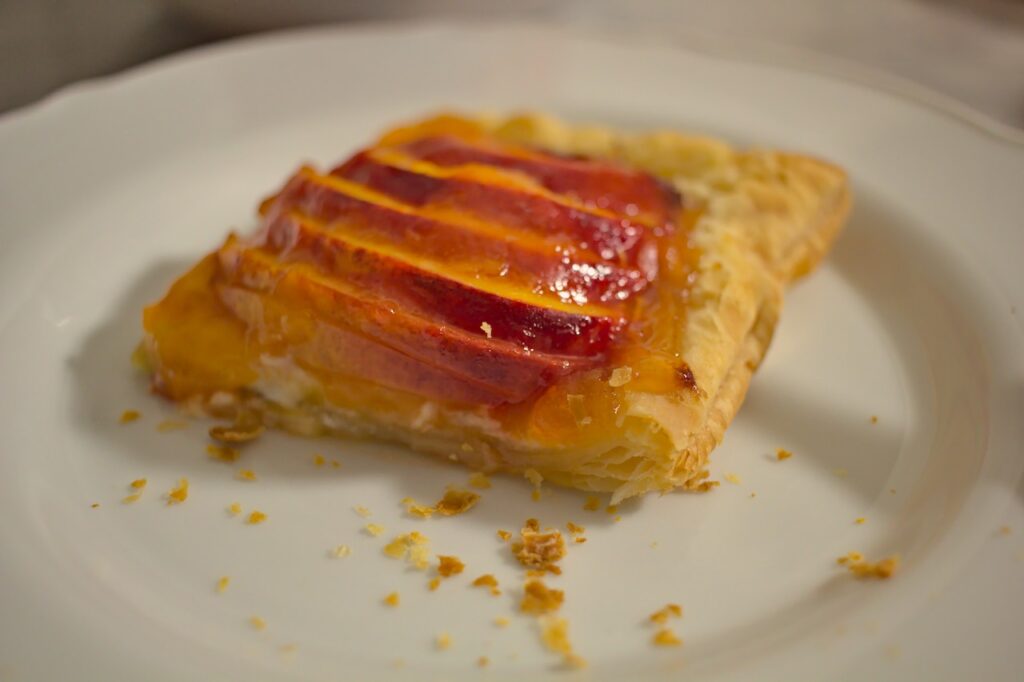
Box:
[144,115,696,439]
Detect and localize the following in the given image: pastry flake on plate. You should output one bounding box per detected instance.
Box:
[139,112,850,502]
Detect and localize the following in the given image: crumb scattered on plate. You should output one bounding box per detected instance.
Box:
[402,488,481,519]
[236,469,257,482]
[775,448,792,461]
[90,503,100,509]
[130,478,147,490]
[468,472,491,489]
[331,545,351,559]
[365,523,385,537]
[383,592,400,607]
[119,409,141,424]
[520,579,564,614]
[227,502,242,516]
[166,478,189,505]
[121,493,141,504]
[583,496,601,512]
[649,603,682,625]
[855,517,867,525]
[652,628,682,646]
[538,616,585,668]
[206,444,240,462]
[313,453,325,467]
[496,529,511,542]
[512,519,566,574]
[477,656,490,667]
[353,505,372,518]
[437,555,465,578]
[724,473,741,485]
[249,616,267,631]
[246,510,267,525]
[494,617,510,628]
[837,551,900,579]
[382,532,430,569]
[471,574,501,596]
[216,576,230,593]
[436,632,452,651]
[870,415,879,424]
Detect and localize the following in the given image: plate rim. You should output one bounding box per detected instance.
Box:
[2,19,1023,147]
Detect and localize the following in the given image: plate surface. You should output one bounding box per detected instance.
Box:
[1,23,1022,682]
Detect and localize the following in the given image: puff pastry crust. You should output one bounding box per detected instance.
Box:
[140,113,850,502]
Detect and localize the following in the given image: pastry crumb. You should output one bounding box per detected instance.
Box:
[383,591,400,607]
[428,577,441,591]
[382,532,430,569]
[403,488,480,518]
[520,579,564,614]
[724,473,741,485]
[512,519,566,574]
[837,551,899,579]
[156,419,188,432]
[246,510,267,525]
[468,472,491,489]
[121,493,141,504]
[436,632,452,651]
[435,488,480,516]
[999,525,1012,535]
[437,555,465,578]
[649,603,683,625]
[353,505,372,518]
[539,616,586,668]
[249,616,266,631]
[652,628,682,647]
[209,422,263,443]
[566,521,585,535]
[331,459,341,468]
[775,448,792,461]
[90,503,100,509]
[494,616,510,627]
[477,655,490,667]
[480,321,493,338]
[365,523,385,537]
[236,469,257,482]
[605,504,618,515]
[313,453,325,467]
[497,529,512,542]
[583,495,601,511]
[855,517,867,525]
[119,409,141,424]
[227,502,242,516]
[870,415,879,424]
[531,489,541,502]
[166,478,189,505]
[206,444,241,462]
[130,478,147,490]
[608,366,633,387]
[331,545,351,559]
[216,576,231,593]
[471,574,501,596]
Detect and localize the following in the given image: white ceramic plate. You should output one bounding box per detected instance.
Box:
[1,24,1022,682]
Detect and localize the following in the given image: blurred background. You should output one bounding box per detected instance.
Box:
[2,0,1022,128]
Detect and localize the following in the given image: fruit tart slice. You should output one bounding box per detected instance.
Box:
[140,113,850,502]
